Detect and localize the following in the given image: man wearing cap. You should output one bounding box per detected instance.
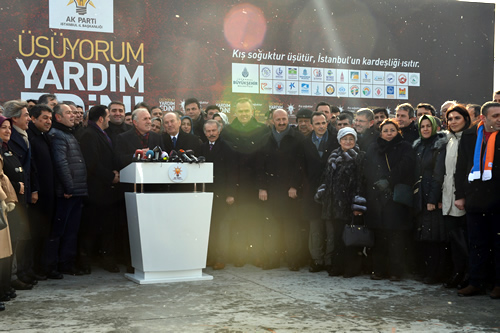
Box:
[302,111,339,273]
[295,108,313,137]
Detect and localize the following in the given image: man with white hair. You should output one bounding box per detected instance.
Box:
[115,108,163,169]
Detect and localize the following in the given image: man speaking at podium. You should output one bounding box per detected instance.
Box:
[115,108,164,169]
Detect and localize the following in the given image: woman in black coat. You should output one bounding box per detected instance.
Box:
[363,119,416,281]
[413,115,447,284]
[315,127,366,278]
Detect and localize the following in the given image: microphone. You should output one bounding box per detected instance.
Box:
[178,149,193,163]
[134,149,144,161]
[185,149,199,163]
[161,151,169,161]
[169,150,181,162]
[197,156,206,163]
[145,150,154,161]
[152,146,162,161]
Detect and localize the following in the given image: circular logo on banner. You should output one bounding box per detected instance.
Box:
[325,84,335,95]
[168,163,188,183]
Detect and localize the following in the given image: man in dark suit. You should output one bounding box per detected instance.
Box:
[79,105,120,273]
[27,104,55,279]
[105,101,132,145]
[162,112,201,156]
[201,120,237,270]
[221,98,269,267]
[302,111,339,273]
[115,108,163,169]
[257,109,304,271]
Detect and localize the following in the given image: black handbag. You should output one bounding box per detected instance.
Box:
[393,183,413,207]
[342,223,374,247]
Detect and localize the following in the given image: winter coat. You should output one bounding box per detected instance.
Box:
[301,131,339,220]
[319,146,365,221]
[363,134,416,230]
[455,124,500,213]
[257,126,304,199]
[0,154,18,260]
[79,124,118,206]
[221,117,269,199]
[442,131,466,217]
[413,132,447,209]
[49,121,88,197]
[413,132,448,242]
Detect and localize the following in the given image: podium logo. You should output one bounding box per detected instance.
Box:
[169,164,188,182]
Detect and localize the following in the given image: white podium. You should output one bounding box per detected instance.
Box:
[120,162,214,284]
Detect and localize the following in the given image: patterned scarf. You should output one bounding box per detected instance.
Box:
[469,121,497,182]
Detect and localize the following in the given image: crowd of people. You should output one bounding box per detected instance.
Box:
[0,92,499,312]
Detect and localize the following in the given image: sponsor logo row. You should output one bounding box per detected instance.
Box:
[260,81,409,99]
[232,63,417,99]
[259,64,420,86]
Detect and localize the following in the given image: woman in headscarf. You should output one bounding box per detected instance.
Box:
[441,104,471,288]
[363,119,416,281]
[180,116,194,135]
[413,115,448,284]
[315,127,366,278]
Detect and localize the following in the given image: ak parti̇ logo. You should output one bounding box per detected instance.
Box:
[67,0,96,15]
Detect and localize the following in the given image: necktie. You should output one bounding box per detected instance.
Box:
[209,143,214,151]
[172,137,177,148]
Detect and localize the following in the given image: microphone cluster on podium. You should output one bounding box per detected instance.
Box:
[133,147,205,163]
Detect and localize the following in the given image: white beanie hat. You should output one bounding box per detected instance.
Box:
[337,127,357,143]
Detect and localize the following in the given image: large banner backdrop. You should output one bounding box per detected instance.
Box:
[0,0,494,120]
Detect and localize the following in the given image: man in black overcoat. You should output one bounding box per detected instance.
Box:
[201,120,237,270]
[302,112,339,272]
[79,105,121,273]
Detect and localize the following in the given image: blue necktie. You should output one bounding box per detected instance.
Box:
[172,137,177,148]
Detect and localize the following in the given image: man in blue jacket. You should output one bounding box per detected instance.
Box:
[46,103,88,278]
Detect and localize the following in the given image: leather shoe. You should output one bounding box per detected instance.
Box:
[490,286,500,299]
[20,276,38,285]
[309,263,324,273]
[11,279,33,290]
[47,270,64,279]
[0,302,5,311]
[370,274,384,280]
[458,285,483,297]
[0,294,11,302]
[213,262,225,270]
